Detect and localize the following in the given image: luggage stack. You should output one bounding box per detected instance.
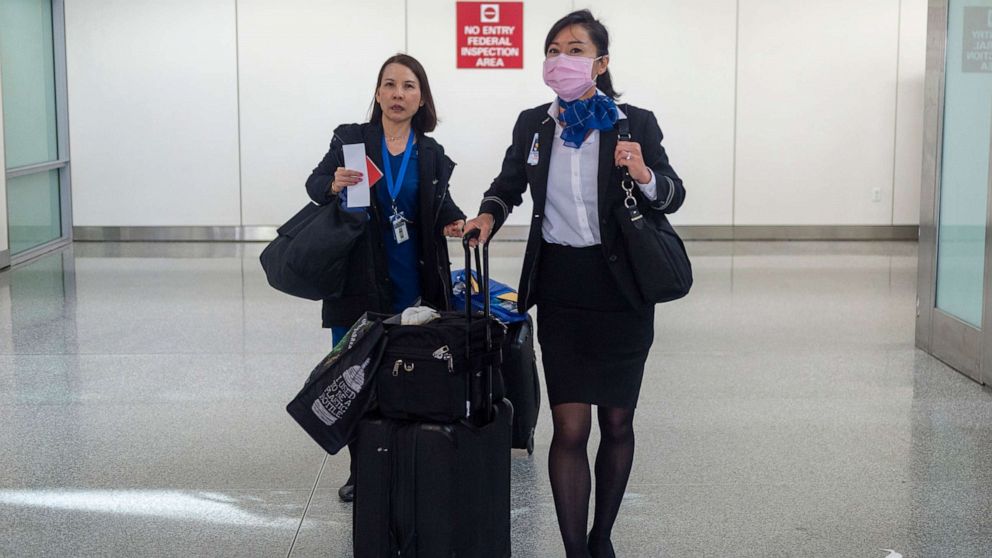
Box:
[353,232,512,558]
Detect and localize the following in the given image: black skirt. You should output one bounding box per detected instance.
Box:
[535,242,655,409]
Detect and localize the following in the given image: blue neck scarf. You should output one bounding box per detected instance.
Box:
[557,94,619,148]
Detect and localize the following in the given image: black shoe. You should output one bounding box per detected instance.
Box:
[338,476,355,503]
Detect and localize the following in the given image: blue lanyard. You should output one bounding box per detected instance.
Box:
[381,131,415,210]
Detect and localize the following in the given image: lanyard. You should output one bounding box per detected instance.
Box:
[381,131,415,213]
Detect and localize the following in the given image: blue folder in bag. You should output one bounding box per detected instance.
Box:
[451,269,528,324]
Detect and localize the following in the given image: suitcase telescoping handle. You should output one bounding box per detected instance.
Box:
[462,229,495,423]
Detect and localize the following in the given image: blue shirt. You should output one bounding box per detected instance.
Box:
[377,147,422,313]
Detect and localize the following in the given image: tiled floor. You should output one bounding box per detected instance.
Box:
[1,240,990,557]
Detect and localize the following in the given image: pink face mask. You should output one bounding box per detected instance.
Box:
[542,54,601,102]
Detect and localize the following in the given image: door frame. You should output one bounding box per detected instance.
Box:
[2,0,73,268]
[916,0,992,385]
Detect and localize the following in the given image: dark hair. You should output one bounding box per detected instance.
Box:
[543,10,620,99]
[369,54,438,133]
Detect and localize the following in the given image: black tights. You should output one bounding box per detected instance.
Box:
[549,403,636,558]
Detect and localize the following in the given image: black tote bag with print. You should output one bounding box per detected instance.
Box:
[286,313,386,455]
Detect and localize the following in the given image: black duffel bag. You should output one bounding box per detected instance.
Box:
[260,201,366,300]
[376,311,506,424]
[375,233,506,425]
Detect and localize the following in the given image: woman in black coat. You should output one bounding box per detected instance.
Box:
[306,53,466,501]
[464,11,685,558]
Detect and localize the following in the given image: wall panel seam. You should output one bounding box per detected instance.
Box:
[891,0,903,225]
[235,0,244,227]
[732,0,740,231]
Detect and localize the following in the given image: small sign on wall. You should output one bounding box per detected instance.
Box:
[963,6,992,73]
[457,2,523,69]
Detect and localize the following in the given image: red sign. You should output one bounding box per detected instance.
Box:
[457,2,523,69]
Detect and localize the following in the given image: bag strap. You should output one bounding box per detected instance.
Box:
[615,105,644,226]
[617,108,631,142]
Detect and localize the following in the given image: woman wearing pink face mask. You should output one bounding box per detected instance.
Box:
[463,10,685,558]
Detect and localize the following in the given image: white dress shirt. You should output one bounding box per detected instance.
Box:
[541,96,658,247]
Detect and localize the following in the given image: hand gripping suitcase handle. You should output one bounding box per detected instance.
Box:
[462,230,494,422]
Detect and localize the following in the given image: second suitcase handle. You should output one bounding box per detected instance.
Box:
[462,230,495,423]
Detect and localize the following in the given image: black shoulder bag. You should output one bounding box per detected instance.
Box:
[614,117,693,304]
[259,200,366,301]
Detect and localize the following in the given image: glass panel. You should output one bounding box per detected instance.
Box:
[0,0,59,168]
[7,170,62,255]
[9,251,72,355]
[935,0,992,327]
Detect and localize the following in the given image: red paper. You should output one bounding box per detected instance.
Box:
[366,156,383,186]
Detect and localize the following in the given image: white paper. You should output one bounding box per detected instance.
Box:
[342,143,370,208]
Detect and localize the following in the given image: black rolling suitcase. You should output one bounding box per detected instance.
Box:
[503,316,540,454]
[353,231,512,558]
[353,402,512,557]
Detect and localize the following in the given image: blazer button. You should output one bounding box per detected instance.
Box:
[609,254,618,262]
[534,214,540,219]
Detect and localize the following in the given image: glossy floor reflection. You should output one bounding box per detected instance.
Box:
[1,240,990,557]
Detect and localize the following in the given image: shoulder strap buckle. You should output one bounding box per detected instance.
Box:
[616,104,631,141]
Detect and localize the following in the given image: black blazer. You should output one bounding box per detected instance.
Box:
[478,103,685,310]
[306,122,466,328]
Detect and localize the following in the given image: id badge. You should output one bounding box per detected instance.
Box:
[527,132,540,166]
[390,213,410,244]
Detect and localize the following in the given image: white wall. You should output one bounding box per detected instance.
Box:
[893,0,927,225]
[64,0,927,229]
[65,0,241,227]
[237,0,406,226]
[736,0,898,225]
